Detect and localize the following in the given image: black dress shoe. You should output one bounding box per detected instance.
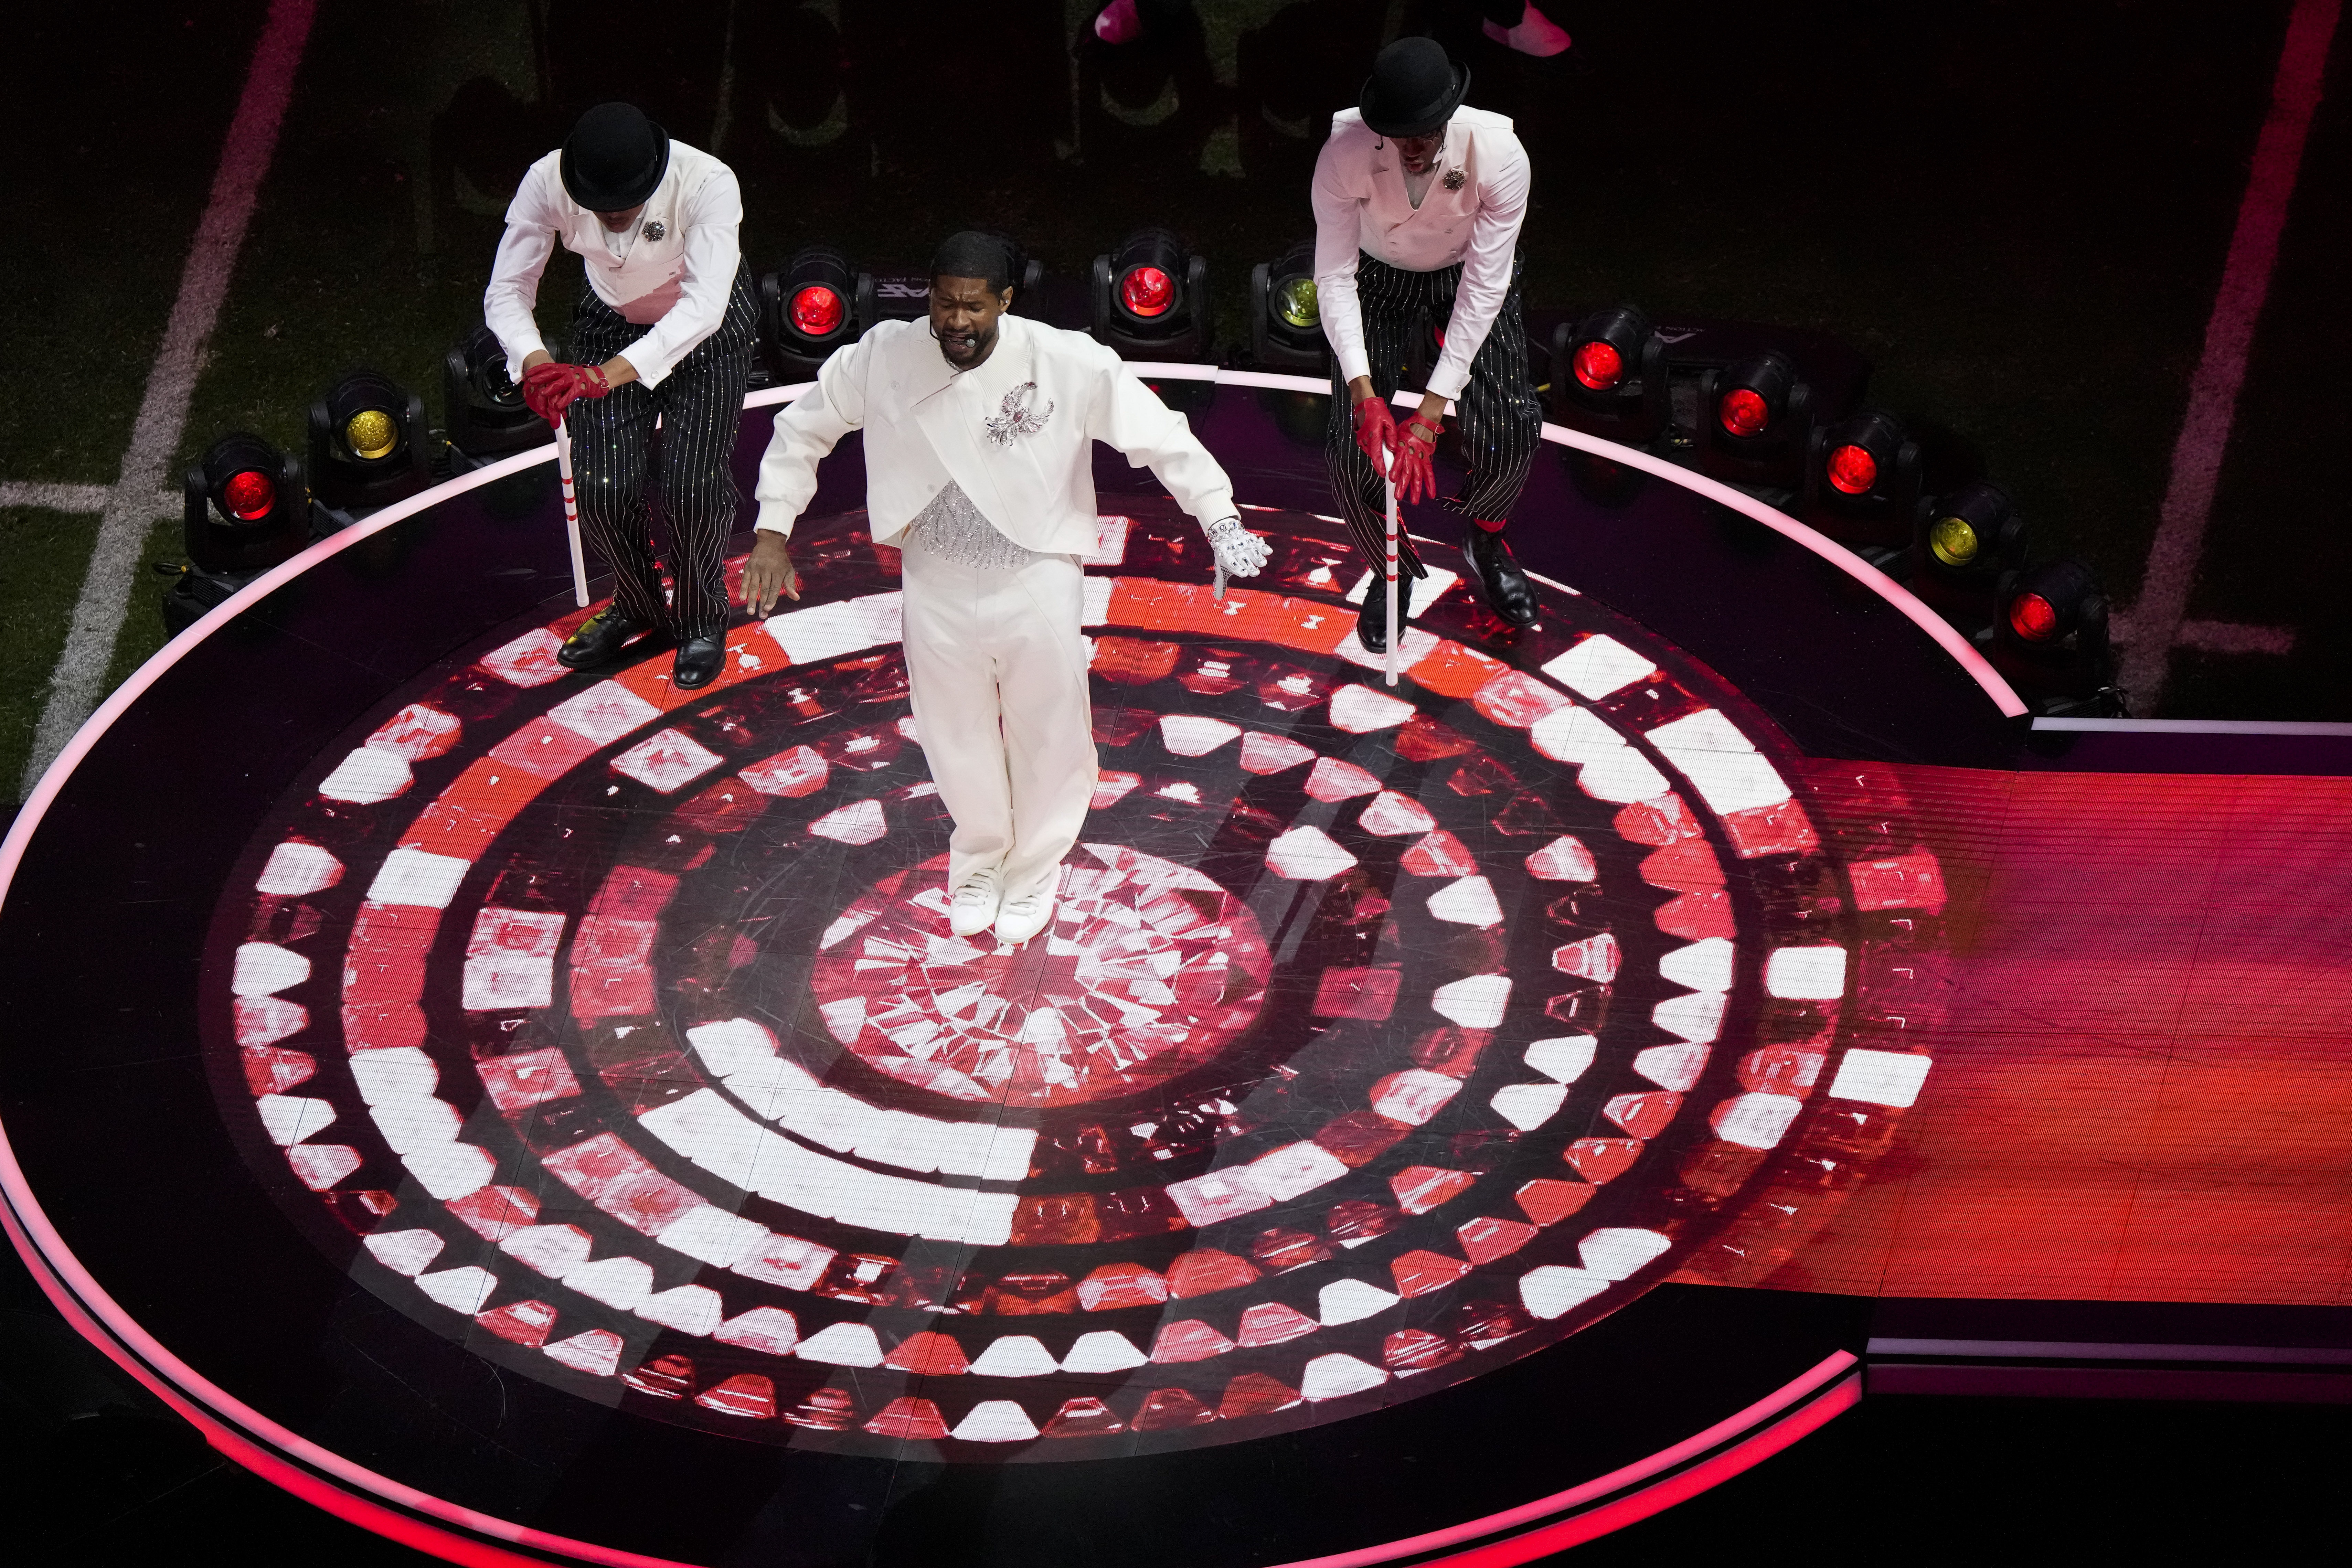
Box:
[1354,568,1418,654]
[557,608,651,670]
[673,634,725,690]
[1462,526,1537,627]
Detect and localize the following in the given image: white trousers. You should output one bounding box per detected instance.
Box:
[900,542,1098,901]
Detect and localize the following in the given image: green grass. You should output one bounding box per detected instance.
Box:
[0,5,268,481]
[0,509,108,791]
[104,515,195,700]
[2164,1,2352,719]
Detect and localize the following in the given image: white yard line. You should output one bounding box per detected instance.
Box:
[2109,610,2298,657]
[2118,0,2341,713]
[18,0,317,797]
[0,482,180,518]
[0,482,114,513]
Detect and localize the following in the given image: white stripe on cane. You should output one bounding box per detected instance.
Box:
[1384,473,1400,687]
[555,415,589,608]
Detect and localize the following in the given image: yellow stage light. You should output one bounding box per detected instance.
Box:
[1276,276,1319,330]
[344,408,398,461]
[1928,512,1980,568]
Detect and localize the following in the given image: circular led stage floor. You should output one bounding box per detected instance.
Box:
[0,392,1974,1566]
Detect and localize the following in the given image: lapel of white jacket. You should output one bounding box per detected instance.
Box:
[905,315,1042,535]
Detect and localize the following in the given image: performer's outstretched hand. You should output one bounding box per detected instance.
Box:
[1204,516,1271,579]
[1352,393,1398,469]
[740,531,802,617]
[1390,411,1443,506]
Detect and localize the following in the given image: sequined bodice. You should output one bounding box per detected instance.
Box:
[903,479,1044,572]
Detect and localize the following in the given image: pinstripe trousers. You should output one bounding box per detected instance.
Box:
[567,263,758,639]
[1323,251,1543,577]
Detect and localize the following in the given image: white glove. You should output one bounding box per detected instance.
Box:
[1204,516,1270,579]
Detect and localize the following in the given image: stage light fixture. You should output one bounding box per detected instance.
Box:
[1694,352,1814,490]
[1907,480,2027,629]
[759,246,875,382]
[167,431,306,632]
[308,369,429,532]
[1547,306,1668,445]
[443,324,550,469]
[1248,241,1327,373]
[1090,226,1211,361]
[1988,557,2120,714]
[1799,409,1921,551]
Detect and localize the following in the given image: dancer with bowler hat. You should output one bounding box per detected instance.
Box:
[483,101,758,690]
[1312,37,1543,652]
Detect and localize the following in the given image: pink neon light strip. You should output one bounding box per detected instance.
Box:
[1427,1372,1864,1566]
[1270,1350,1859,1568]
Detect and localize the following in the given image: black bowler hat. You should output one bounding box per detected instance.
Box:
[560,102,671,213]
[1359,37,1469,139]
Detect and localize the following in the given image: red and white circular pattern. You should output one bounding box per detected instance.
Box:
[212,504,1946,1458]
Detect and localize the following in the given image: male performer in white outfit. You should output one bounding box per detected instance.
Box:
[1313,38,1543,652]
[485,101,757,690]
[742,233,1269,945]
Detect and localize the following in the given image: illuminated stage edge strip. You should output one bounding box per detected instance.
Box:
[0,363,1944,1565]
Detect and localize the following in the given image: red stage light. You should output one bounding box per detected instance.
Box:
[2007,590,2060,642]
[1119,265,1175,318]
[222,470,275,521]
[1572,341,1623,392]
[1827,443,1878,495]
[1719,388,1769,438]
[790,284,844,338]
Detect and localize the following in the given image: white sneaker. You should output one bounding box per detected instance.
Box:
[1484,2,1572,57]
[949,870,1002,937]
[992,890,1057,946]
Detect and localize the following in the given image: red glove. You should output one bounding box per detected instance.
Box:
[1390,411,1443,505]
[1352,394,1398,469]
[520,361,610,425]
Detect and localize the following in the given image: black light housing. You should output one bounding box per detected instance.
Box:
[1800,408,1921,549]
[443,324,549,469]
[1248,241,1326,373]
[308,369,429,530]
[1090,226,1211,361]
[168,431,306,632]
[1988,558,2119,714]
[1694,352,1814,490]
[759,245,875,381]
[1547,305,1668,445]
[1909,480,2027,628]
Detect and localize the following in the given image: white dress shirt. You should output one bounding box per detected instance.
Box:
[1310,106,1532,402]
[755,314,1236,556]
[483,139,743,389]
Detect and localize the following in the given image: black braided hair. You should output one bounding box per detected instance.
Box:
[930,229,1026,297]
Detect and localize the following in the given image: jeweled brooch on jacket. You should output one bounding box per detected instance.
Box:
[1443,168,1466,191]
[641,219,666,241]
[985,381,1054,447]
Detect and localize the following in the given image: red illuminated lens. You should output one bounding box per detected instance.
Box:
[222,469,275,521]
[790,285,844,338]
[1572,340,1623,392]
[1719,388,1769,438]
[2007,591,2060,642]
[1120,265,1175,318]
[1827,443,1879,495]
